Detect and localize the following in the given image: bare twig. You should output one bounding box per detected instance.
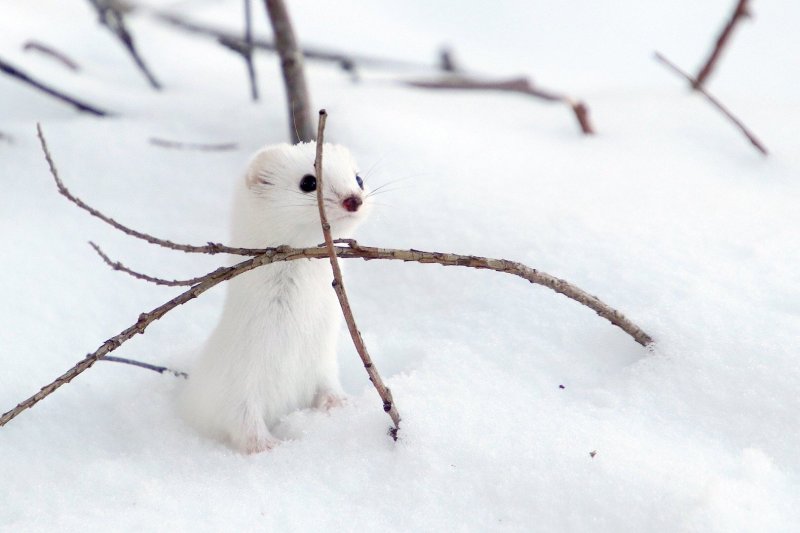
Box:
[149,137,238,151]
[103,356,188,378]
[243,0,259,100]
[694,0,752,89]
[405,75,595,135]
[1,57,110,116]
[38,124,258,255]
[263,0,313,142]
[0,249,291,427]
[654,52,767,155]
[87,0,162,90]
[89,241,215,286]
[23,41,80,71]
[313,110,401,437]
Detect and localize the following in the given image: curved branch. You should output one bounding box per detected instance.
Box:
[1,240,652,427]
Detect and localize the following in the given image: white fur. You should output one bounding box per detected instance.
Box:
[180,142,371,453]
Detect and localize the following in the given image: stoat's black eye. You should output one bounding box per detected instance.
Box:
[299,174,317,192]
[355,174,364,190]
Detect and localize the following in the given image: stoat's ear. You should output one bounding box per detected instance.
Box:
[245,145,289,188]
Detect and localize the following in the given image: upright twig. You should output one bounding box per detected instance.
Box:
[405,75,595,135]
[694,0,752,89]
[313,110,401,437]
[87,0,162,90]
[655,52,767,155]
[243,0,259,100]
[0,57,110,116]
[263,0,313,142]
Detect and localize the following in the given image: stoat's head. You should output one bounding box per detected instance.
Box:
[234,142,371,247]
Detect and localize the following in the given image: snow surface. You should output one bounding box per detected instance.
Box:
[2,0,799,531]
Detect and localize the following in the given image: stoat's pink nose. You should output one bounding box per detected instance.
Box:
[342,195,363,212]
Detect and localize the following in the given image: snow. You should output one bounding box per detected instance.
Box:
[2,0,799,531]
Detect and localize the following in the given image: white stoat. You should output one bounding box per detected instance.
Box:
[180,142,371,453]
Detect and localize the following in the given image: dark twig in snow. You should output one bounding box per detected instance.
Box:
[694,0,752,89]
[103,356,188,378]
[243,0,259,100]
[405,75,595,135]
[0,57,110,116]
[86,0,162,90]
[654,52,767,156]
[263,0,313,142]
[149,137,238,151]
[23,41,80,71]
[313,110,402,438]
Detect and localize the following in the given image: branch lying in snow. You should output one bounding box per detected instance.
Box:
[405,75,595,135]
[0,124,653,429]
[0,56,110,116]
[313,110,401,437]
[86,0,162,90]
[694,0,752,89]
[23,41,81,71]
[654,52,767,156]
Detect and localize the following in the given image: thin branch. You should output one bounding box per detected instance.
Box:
[149,137,238,151]
[694,0,751,89]
[89,241,214,286]
[103,356,187,378]
[263,0,313,143]
[23,41,80,71]
[38,124,259,255]
[0,249,287,427]
[405,75,595,135]
[654,52,767,156]
[243,0,259,100]
[313,110,401,437]
[0,57,110,116]
[87,0,162,90]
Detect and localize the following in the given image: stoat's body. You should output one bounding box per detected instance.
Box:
[180,142,371,453]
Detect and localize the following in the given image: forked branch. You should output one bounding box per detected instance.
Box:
[0,125,653,429]
[654,52,767,155]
